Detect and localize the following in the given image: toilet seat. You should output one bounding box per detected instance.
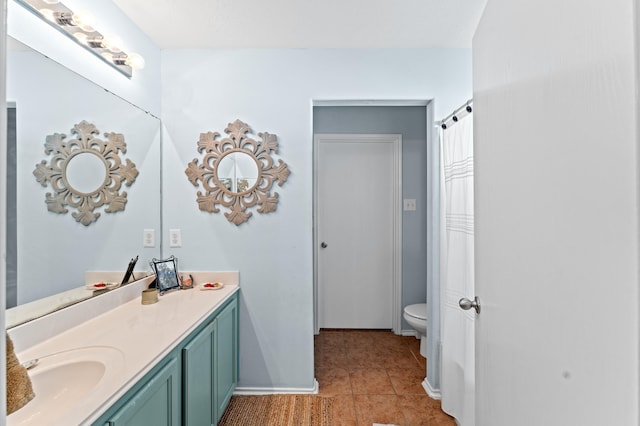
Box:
[404,303,427,320]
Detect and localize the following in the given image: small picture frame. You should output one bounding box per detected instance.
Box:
[149,256,181,294]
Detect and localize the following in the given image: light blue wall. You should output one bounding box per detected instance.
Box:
[313,105,428,328]
[161,48,472,391]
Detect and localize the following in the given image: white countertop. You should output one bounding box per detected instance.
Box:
[7,274,239,426]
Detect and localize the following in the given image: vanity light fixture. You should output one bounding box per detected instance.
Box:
[14,0,144,78]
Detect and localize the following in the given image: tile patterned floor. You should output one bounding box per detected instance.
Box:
[315,330,456,426]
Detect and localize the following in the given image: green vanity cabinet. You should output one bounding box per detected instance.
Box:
[183,296,239,425]
[213,298,238,422]
[106,358,180,426]
[182,320,216,424]
[94,293,239,426]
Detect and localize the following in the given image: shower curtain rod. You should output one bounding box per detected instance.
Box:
[437,98,473,129]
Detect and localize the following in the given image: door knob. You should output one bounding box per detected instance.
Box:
[459,296,481,314]
[320,242,328,248]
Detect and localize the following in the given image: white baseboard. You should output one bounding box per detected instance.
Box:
[234,379,319,395]
[401,329,420,338]
[422,378,441,400]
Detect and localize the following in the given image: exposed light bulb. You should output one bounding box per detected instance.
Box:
[86,36,105,48]
[72,11,96,32]
[110,53,127,65]
[73,32,88,45]
[125,53,145,70]
[39,8,56,22]
[103,35,123,53]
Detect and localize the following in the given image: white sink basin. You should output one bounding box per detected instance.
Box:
[8,346,125,426]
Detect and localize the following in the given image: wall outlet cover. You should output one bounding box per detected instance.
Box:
[403,199,417,211]
[169,229,182,248]
[143,229,155,247]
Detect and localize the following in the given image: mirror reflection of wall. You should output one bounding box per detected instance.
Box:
[217,152,259,193]
[64,151,108,194]
[5,36,162,321]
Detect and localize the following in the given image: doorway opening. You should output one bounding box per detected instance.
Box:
[312,101,432,337]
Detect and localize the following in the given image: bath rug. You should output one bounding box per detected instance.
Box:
[218,394,333,426]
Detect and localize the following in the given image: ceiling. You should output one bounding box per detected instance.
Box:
[112,0,487,49]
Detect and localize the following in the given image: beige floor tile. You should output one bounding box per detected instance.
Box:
[349,368,395,395]
[314,330,454,426]
[406,337,421,354]
[317,330,347,347]
[382,346,423,369]
[315,346,348,369]
[374,332,412,348]
[387,367,427,395]
[343,330,377,348]
[346,346,387,369]
[354,394,407,426]
[317,368,352,396]
[398,394,456,426]
[331,394,358,426]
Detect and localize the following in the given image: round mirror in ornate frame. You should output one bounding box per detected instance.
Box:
[185,119,291,225]
[33,120,139,226]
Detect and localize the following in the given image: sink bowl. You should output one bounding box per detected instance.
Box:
[8,346,125,425]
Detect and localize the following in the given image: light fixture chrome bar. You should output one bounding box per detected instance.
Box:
[13,0,135,78]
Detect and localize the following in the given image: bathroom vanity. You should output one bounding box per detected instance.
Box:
[7,272,239,426]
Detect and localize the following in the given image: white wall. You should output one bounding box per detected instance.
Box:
[161,48,472,390]
[473,0,639,424]
[7,0,161,115]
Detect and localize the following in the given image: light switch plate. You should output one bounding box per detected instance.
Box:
[143,229,155,247]
[403,199,417,211]
[169,229,182,248]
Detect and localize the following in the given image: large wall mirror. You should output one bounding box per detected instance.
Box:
[5,36,162,327]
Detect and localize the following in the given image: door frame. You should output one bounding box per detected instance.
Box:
[313,133,403,334]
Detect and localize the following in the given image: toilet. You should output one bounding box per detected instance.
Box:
[403,303,427,357]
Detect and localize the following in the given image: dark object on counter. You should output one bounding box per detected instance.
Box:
[121,255,139,285]
[149,256,181,294]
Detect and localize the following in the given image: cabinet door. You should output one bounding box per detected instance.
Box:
[183,320,216,426]
[107,358,179,426]
[215,299,238,422]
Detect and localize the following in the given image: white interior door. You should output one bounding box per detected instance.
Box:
[473,1,639,425]
[316,134,401,330]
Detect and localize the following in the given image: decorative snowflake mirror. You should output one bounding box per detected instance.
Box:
[33,120,139,225]
[185,119,290,225]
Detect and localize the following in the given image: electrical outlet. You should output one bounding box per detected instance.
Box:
[169,229,182,248]
[143,229,155,247]
[403,199,417,211]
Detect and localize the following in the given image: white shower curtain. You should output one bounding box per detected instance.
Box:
[440,111,475,426]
